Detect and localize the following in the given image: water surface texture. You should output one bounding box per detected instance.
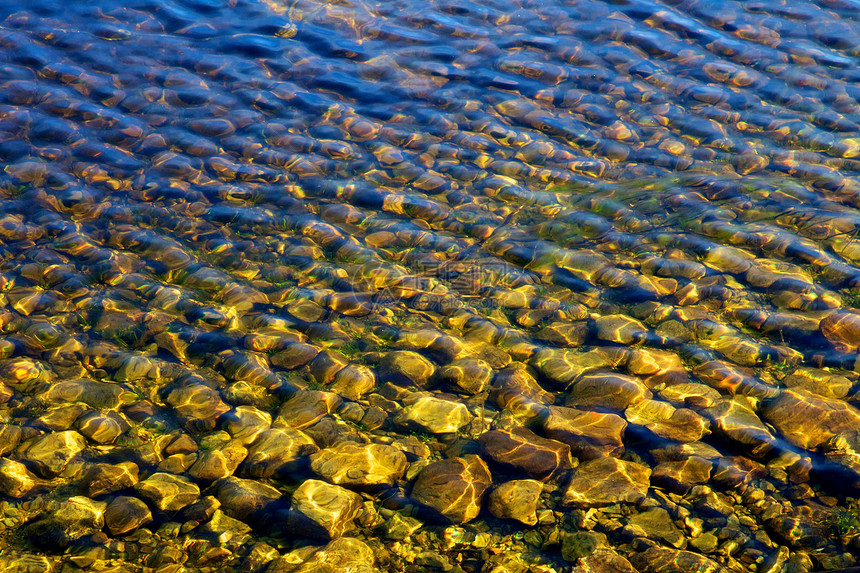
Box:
[2,0,860,571]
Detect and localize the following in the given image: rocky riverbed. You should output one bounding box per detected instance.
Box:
[3,0,860,571]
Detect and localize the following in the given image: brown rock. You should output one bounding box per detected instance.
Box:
[76,410,130,444]
[19,430,87,477]
[435,358,493,395]
[562,457,651,508]
[530,348,610,388]
[82,461,139,498]
[134,472,200,511]
[215,476,283,524]
[243,427,318,478]
[294,537,380,573]
[658,383,721,409]
[479,427,572,480]
[629,546,728,573]
[594,315,649,344]
[571,548,638,573]
[104,496,152,536]
[487,479,542,526]
[277,390,342,430]
[542,406,626,460]
[310,443,407,489]
[490,367,553,411]
[166,383,230,432]
[411,455,492,523]
[309,351,349,385]
[705,397,777,458]
[222,406,272,445]
[566,372,651,411]
[291,479,363,539]
[625,399,709,442]
[782,367,852,399]
[395,395,471,434]
[330,365,376,401]
[379,351,436,387]
[270,342,321,370]
[652,458,712,493]
[187,440,248,482]
[761,388,860,450]
[0,458,39,497]
[821,311,860,352]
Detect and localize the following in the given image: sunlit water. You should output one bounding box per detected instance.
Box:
[2,0,860,570]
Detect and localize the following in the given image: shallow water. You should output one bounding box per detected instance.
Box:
[1,0,860,571]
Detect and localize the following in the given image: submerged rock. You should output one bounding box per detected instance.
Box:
[562,457,650,508]
[25,496,107,549]
[294,537,379,573]
[395,395,471,434]
[542,406,626,460]
[104,495,152,536]
[134,472,200,511]
[629,546,727,573]
[411,455,492,523]
[487,479,542,526]
[309,442,407,488]
[479,427,572,480]
[82,461,139,497]
[290,479,363,539]
[761,388,860,449]
[215,476,283,525]
[0,458,39,498]
[243,427,318,477]
[19,430,87,477]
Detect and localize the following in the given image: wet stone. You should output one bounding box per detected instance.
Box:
[309,442,407,489]
[187,439,248,482]
[330,364,376,401]
[624,399,709,443]
[566,372,651,411]
[625,507,686,548]
[82,461,139,497]
[0,458,39,498]
[530,348,610,388]
[290,479,363,539]
[270,342,321,370]
[76,410,130,444]
[629,546,727,573]
[490,366,553,410]
[562,531,608,563]
[652,458,712,494]
[309,350,349,385]
[435,358,493,395]
[277,390,343,430]
[243,427,318,478]
[479,427,572,480]
[19,429,87,477]
[658,383,721,409]
[134,472,200,511]
[379,351,436,388]
[761,388,860,450]
[411,455,492,524]
[215,476,283,525]
[166,383,230,432]
[395,394,471,434]
[222,405,272,445]
[542,406,626,459]
[562,457,651,508]
[487,479,542,526]
[294,537,379,573]
[594,314,649,344]
[821,311,860,352]
[25,496,107,549]
[42,379,134,409]
[705,397,777,458]
[782,367,852,399]
[104,495,153,536]
[570,548,638,573]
